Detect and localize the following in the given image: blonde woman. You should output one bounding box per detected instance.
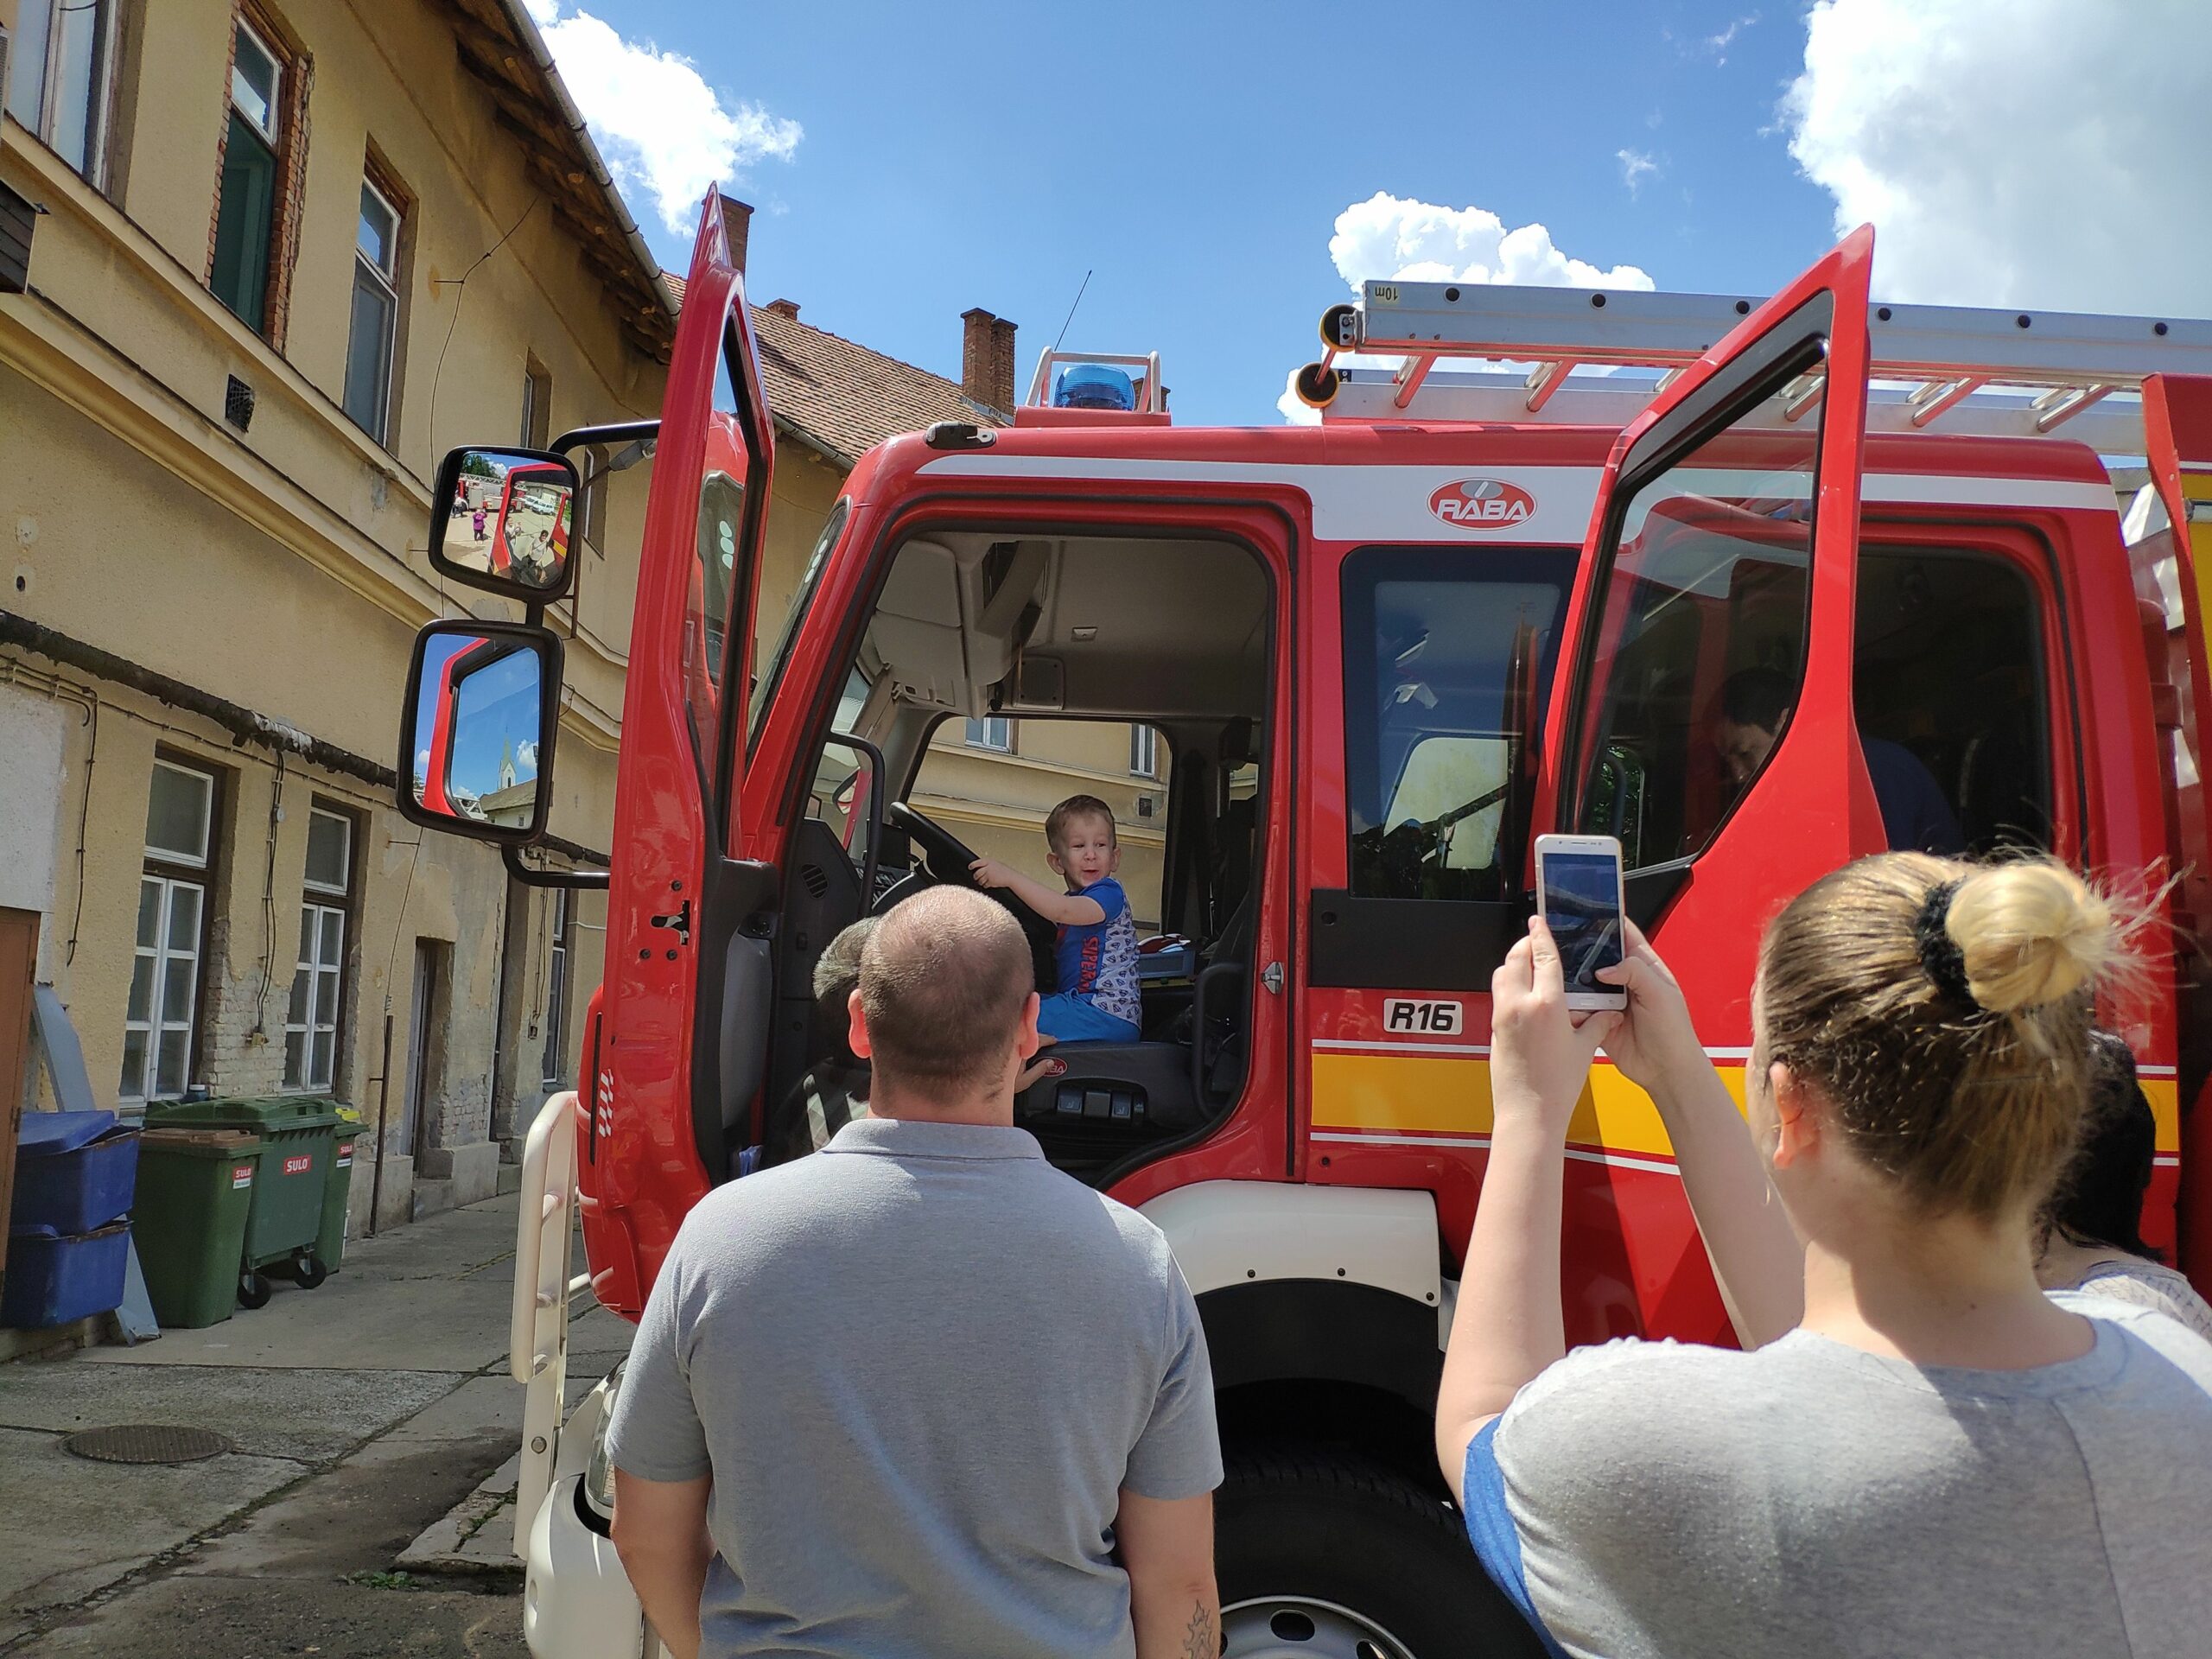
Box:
[1437,855,2212,1659]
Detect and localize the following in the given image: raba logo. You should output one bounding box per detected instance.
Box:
[1429,478,1535,530]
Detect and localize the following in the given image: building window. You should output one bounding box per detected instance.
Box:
[343,177,401,444]
[964,716,1012,753]
[283,805,353,1092]
[5,0,118,181]
[1129,724,1158,779]
[521,356,552,448]
[541,888,571,1087]
[210,16,284,329]
[123,760,218,1103]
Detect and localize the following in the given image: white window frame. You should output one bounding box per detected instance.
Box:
[345,176,402,445]
[123,760,217,1105]
[521,357,552,449]
[1129,723,1158,778]
[4,0,118,182]
[964,715,1012,753]
[229,17,282,145]
[542,887,571,1087]
[284,807,353,1092]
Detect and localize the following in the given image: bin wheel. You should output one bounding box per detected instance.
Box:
[238,1271,272,1310]
[291,1252,329,1290]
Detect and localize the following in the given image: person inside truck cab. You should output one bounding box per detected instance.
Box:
[1436,855,2212,1656]
[1714,666,1964,854]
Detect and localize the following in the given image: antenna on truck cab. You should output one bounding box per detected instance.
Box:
[1297,283,2212,456]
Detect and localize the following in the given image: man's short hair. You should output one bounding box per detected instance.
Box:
[1719,666,1795,734]
[1046,794,1116,856]
[860,887,1034,1102]
[812,918,875,1007]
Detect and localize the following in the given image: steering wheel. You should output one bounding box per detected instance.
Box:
[887,800,980,885]
[884,800,1061,991]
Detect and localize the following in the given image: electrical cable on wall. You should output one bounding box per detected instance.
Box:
[252,750,285,1039]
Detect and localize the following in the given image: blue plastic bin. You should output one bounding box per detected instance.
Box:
[12,1112,140,1236]
[2,1223,130,1328]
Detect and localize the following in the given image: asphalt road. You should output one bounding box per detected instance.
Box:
[0,1195,629,1656]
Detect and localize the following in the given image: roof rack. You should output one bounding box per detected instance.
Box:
[1300,282,2212,454]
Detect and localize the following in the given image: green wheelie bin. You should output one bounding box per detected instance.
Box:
[146,1096,342,1307]
[315,1117,361,1276]
[132,1128,263,1328]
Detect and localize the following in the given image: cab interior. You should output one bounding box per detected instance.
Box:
[765,528,1273,1183]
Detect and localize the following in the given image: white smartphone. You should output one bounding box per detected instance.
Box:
[1533,834,1628,1010]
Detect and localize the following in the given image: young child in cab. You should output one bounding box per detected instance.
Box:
[971,794,1142,1044]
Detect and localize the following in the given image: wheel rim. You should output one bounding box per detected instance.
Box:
[1222,1595,1418,1659]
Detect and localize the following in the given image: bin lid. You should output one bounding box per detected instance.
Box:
[141,1128,262,1152]
[16,1110,121,1158]
[144,1096,343,1132]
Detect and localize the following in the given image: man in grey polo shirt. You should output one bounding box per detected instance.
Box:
[605,886,1223,1659]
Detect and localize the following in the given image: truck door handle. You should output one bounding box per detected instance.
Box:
[651,899,692,947]
[1262,962,1284,995]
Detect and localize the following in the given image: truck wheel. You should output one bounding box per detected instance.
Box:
[1217,1449,1546,1659]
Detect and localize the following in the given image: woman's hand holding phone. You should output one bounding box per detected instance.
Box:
[1491,916,1622,1139]
[1591,918,1712,1102]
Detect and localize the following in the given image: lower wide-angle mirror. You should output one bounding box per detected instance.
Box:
[431,447,580,602]
[398,621,563,844]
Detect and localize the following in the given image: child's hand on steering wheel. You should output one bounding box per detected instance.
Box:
[969,857,1015,891]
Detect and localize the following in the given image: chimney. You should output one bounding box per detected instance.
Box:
[717,193,753,273]
[962,308,1019,413]
[764,298,800,320]
[990,316,1018,410]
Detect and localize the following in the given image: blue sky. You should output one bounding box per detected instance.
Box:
[527,1,2210,429]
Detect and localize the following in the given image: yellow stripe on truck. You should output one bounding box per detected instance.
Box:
[1312,1053,2181,1158]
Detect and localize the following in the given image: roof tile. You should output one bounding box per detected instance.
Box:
[661,272,1003,467]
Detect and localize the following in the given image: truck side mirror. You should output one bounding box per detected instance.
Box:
[397,620,565,845]
[430,447,582,603]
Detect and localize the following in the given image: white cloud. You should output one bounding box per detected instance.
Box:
[1279,193,1655,423]
[1704,12,1760,63]
[524,2,801,237]
[1783,0,2212,315]
[1618,149,1660,195]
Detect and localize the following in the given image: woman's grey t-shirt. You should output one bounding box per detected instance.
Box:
[606,1116,1221,1659]
[1463,1297,2212,1659]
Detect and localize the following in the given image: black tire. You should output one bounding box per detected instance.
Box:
[237,1271,271,1310]
[1216,1449,1546,1659]
[290,1252,329,1290]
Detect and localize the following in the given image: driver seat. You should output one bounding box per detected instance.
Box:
[1016,875,1255,1148]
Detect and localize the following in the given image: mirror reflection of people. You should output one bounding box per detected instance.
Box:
[1435,855,2212,1656]
[2036,1029,2212,1343]
[1715,667,1964,854]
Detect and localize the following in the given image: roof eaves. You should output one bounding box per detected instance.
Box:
[458,0,679,358]
[772,411,859,472]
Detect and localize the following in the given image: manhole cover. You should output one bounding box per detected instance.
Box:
[62,1424,233,1465]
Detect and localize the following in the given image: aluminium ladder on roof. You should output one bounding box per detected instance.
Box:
[1307,281,2212,454]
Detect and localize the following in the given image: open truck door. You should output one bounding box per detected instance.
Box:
[1532,227,1881,1243]
[2137,374,2212,1287]
[584,191,779,1320]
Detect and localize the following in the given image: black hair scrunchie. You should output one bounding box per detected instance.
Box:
[1914,880,1976,1008]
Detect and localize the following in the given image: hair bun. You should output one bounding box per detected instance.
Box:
[1945,861,2116,1014]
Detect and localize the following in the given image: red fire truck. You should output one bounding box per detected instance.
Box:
[395,193,2212,1656]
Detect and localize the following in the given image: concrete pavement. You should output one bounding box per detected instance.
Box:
[0,1194,632,1656]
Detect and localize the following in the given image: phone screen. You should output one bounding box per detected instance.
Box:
[1541,851,1624,995]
